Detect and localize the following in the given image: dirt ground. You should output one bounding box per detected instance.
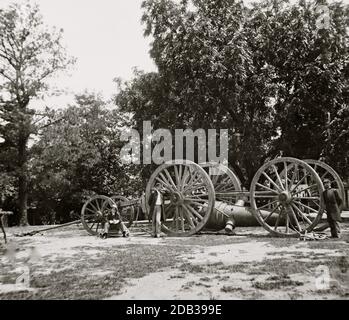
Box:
[0,221,349,300]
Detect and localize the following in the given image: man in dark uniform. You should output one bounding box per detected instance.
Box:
[322,179,343,238]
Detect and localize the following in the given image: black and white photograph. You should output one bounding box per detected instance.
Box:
[0,0,349,303]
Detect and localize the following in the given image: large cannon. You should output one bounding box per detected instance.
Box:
[81,157,345,238]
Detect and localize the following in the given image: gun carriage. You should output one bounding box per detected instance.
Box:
[80,157,345,238]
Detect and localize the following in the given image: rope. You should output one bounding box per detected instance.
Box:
[299,231,330,241]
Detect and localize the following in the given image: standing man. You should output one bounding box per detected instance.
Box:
[148,183,163,238]
[323,178,343,238]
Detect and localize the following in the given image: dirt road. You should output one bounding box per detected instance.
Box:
[1,223,348,300]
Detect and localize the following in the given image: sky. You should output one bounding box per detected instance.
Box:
[0,0,158,107]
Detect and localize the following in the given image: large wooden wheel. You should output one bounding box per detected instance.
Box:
[304,160,345,207]
[250,158,325,237]
[200,162,242,205]
[110,195,135,228]
[81,195,119,236]
[145,160,215,237]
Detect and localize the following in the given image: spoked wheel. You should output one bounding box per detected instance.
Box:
[81,195,118,236]
[304,160,345,207]
[146,160,215,237]
[200,162,242,205]
[250,157,325,237]
[110,195,135,228]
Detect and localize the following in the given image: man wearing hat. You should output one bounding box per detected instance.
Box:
[148,183,164,238]
[322,179,343,238]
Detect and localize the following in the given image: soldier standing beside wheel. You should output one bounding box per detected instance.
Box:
[323,178,343,238]
[148,183,164,238]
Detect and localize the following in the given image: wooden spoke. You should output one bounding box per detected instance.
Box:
[309,199,321,208]
[263,204,281,223]
[254,194,277,199]
[96,199,103,211]
[159,172,176,191]
[164,169,178,191]
[292,184,318,196]
[289,163,298,189]
[283,162,288,191]
[174,165,181,189]
[262,172,283,193]
[85,208,97,215]
[184,203,204,221]
[183,179,205,194]
[89,202,99,213]
[181,206,196,228]
[290,173,308,193]
[184,197,208,203]
[257,199,279,210]
[293,196,320,201]
[184,193,209,200]
[210,171,220,186]
[155,176,175,192]
[272,164,285,191]
[288,206,301,231]
[321,171,329,180]
[216,184,236,193]
[186,200,207,208]
[293,200,318,214]
[256,182,279,194]
[291,203,312,225]
[181,165,190,188]
[185,170,203,187]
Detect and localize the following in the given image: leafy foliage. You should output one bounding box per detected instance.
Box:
[29,93,141,223]
[116,0,349,184]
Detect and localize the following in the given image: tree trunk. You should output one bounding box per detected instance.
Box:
[18,131,29,226]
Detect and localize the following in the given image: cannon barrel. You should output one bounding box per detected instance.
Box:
[205,200,283,230]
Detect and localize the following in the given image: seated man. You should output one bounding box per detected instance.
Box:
[99,205,129,239]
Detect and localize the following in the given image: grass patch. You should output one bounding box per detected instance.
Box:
[221,285,243,293]
[0,244,189,300]
[253,279,304,290]
[179,261,246,275]
[179,263,205,273]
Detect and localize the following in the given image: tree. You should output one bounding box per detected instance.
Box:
[30,93,140,224]
[250,0,349,164]
[0,1,75,225]
[117,0,277,185]
[116,0,348,184]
